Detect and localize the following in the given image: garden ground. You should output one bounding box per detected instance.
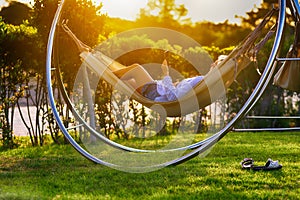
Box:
[0,132,299,200]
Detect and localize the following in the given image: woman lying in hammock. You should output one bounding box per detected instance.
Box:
[114,59,204,102]
[111,56,225,102]
[62,23,226,102]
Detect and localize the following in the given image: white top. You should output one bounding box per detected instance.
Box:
[155,75,204,102]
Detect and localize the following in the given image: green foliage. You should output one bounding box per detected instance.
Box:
[0,18,37,149]
[98,33,212,77]
[0,19,37,42]
[241,0,277,29]
[52,0,106,89]
[138,0,189,26]
[203,45,235,60]
[0,60,28,149]
[0,18,37,61]
[192,21,252,48]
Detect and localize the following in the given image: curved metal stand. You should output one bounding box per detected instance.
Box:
[46,0,289,169]
[234,127,300,132]
[233,115,300,132]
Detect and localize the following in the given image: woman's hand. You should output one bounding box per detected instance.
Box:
[161,59,169,76]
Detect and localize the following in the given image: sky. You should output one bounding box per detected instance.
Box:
[0,0,263,24]
[98,0,263,24]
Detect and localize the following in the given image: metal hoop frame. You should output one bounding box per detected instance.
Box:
[46,0,293,169]
[233,115,300,132]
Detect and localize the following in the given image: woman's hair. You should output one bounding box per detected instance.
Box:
[141,82,160,100]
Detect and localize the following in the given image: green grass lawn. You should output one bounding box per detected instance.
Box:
[0,132,299,200]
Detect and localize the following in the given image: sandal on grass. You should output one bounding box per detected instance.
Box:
[240,158,254,170]
[241,158,282,171]
[252,158,282,171]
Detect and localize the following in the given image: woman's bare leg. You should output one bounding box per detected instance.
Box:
[61,20,91,52]
[113,64,154,89]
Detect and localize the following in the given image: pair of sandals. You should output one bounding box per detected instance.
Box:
[241,158,282,171]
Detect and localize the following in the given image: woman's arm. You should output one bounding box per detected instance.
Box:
[156,59,178,101]
[161,59,169,76]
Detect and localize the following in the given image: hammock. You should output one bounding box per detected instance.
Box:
[80,51,251,117]
[274,21,300,92]
[63,8,275,117]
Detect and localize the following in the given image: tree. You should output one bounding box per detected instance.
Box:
[232,0,300,129]
[137,0,190,28]
[0,1,31,25]
[239,0,276,28]
[0,18,37,148]
[30,0,107,144]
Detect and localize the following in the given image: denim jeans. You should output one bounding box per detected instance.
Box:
[141,82,160,101]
